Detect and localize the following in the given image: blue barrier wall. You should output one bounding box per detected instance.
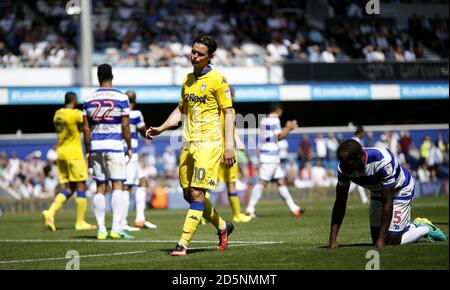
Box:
[1,127,447,161]
[1,82,448,105]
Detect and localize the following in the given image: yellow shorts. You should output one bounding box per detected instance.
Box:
[179,141,223,190]
[218,159,238,183]
[57,159,88,184]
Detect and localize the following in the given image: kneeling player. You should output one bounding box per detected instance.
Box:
[328,139,446,249]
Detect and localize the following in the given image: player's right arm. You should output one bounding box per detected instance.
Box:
[122,114,132,160]
[136,111,148,138]
[277,120,298,141]
[328,172,350,249]
[146,105,183,139]
[147,78,186,139]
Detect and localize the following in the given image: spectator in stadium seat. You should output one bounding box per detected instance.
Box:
[400,131,412,157]
[326,133,339,161]
[365,131,376,148]
[298,134,313,165]
[404,46,416,62]
[311,159,328,187]
[417,162,431,183]
[420,136,432,164]
[320,46,336,63]
[162,146,177,179]
[314,133,328,163]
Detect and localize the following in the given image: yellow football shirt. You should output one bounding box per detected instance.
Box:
[179,67,233,142]
[53,108,84,160]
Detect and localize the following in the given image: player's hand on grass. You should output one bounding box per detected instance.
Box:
[223,148,236,168]
[146,126,162,139]
[286,120,298,131]
[375,239,385,249]
[328,240,339,249]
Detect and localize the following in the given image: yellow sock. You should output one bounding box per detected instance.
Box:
[203,196,226,231]
[179,202,204,248]
[75,197,87,224]
[47,193,68,217]
[228,192,241,218]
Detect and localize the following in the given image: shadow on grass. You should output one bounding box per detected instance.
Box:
[318,243,373,249]
[159,248,211,255]
[71,235,98,239]
[41,227,75,232]
[433,222,449,226]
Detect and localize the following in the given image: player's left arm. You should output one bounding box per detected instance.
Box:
[121,98,132,159]
[122,115,132,159]
[376,185,395,249]
[216,77,235,168]
[82,115,91,166]
[223,107,236,168]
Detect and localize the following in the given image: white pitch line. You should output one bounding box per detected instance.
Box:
[188,243,273,250]
[0,239,283,245]
[0,251,146,265]
[0,241,283,265]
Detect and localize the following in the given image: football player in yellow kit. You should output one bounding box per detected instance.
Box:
[147,35,236,256]
[42,92,96,231]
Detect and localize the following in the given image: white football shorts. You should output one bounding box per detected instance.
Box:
[369,196,412,235]
[91,152,126,183]
[258,162,285,182]
[124,153,140,187]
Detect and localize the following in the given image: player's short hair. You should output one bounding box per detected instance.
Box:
[64,91,77,105]
[269,102,283,113]
[97,63,113,84]
[126,90,136,104]
[355,125,365,136]
[192,35,217,55]
[337,139,363,161]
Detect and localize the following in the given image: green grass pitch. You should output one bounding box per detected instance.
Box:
[0,196,448,270]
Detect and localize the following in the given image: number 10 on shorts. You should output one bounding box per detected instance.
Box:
[194,167,206,182]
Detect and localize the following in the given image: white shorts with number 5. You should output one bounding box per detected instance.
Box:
[369,197,412,235]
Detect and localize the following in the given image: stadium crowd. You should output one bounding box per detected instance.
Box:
[1,130,448,201]
[0,0,448,68]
